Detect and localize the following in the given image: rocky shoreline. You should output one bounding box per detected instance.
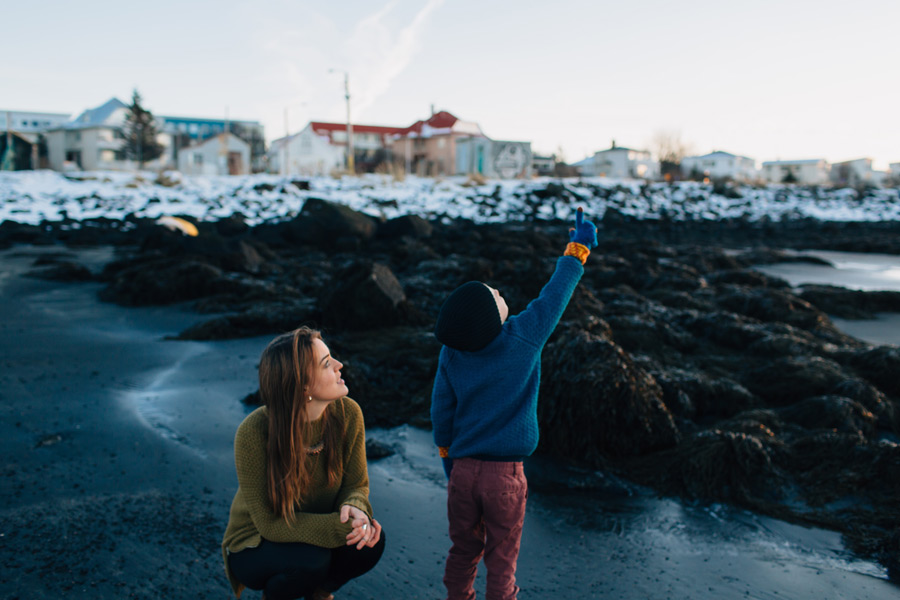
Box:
[4,198,900,583]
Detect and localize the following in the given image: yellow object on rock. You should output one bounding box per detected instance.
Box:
[156,216,199,237]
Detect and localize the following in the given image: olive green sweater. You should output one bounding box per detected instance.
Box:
[221,397,373,597]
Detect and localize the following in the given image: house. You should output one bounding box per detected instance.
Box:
[581,142,659,179]
[456,137,532,179]
[0,110,73,169]
[176,133,250,176]
[761,159,829,185]
[532,154,556,177]
[268,121,404,175]
[830,158,882,187]
[889,163,900,185]
[681,150,758,182]
[42,98,173,171]
[391,110,486,177]
[159,115,265,172]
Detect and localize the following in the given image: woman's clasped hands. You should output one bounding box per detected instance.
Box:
[340,504,382,550]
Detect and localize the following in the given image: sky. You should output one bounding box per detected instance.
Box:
[2,0,898,169]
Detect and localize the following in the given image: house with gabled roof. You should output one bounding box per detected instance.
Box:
[41,98,138,171]
[268,121,405,175]
[177,133,250,176]
[580,141,659,180]
[390,109,486,177]
[761,159,829,185]
[681,150,758,182]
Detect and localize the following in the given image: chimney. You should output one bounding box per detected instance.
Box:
[611,139,616,149]
[430,104,435,117]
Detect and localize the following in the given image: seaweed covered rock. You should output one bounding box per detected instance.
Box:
[173,297,319,340]
[835,345,900,397]
[321,261,416,331]
[100,260,273,306]
[538,330,680,464]
[799,284,900,319]
[287,198,378,247]
[653,368,758,418]
[778,395,877,439]
[632,429,784,506]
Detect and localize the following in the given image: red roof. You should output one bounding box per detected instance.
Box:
[398,110,460,135]
[310,121,406,136]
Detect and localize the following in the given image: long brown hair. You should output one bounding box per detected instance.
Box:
[259,326,344,522]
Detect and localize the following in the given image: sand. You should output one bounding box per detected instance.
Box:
[1,245,897,600]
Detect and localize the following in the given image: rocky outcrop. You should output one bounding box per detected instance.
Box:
[23,198,900,581]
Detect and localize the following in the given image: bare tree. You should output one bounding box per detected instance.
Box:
[651,130,692,181]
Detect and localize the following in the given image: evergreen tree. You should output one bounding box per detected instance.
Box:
[122,89,163,168]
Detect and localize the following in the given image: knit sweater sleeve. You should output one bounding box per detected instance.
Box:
[510,255,584,346]
[430,352,456,449]
[334,398,373,518]
[233,412,354,548]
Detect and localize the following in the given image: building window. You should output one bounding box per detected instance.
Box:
[193,153,203,165]
[437,138,446,149]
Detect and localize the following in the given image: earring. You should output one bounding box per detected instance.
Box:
[308,395,313,402]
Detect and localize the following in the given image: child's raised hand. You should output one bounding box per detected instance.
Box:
[568,207,598,249]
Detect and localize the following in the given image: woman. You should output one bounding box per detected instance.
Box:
[222,326,385,600]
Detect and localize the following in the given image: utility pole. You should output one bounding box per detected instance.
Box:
[329,69,354,174]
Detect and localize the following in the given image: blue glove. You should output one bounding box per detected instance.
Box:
[442,457,454,479]
[568,207,598,249]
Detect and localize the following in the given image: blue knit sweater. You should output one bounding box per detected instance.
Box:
[430,255,584,459]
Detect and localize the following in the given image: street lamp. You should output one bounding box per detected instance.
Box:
[329,68,354,174]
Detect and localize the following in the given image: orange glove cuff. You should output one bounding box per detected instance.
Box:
[564,242,590,265]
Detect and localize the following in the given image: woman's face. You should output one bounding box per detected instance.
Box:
[306,338,349,403]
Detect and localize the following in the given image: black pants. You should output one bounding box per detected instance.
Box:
[229,533,386,600]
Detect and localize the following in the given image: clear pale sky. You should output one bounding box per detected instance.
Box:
[3,0,898,169]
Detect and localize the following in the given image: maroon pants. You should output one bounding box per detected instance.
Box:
[444,458,528,600]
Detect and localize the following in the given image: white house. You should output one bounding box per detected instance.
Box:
[829,158,883,187]
[42,98,171,172]
[581,142,659,180]
[269,121,404,175]
[761,159,829,185]
[456,137,532,179]
[177,133,250,176]
[889,163,900,185]
[681,151,758,182]
[1,109,70,134]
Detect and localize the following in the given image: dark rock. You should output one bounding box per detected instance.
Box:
[539,330,681,464]
[631,429,784,506]
[800,284,900,319]
[377,215,433,239]
[287,198,377,247]
[26,258,94,282]
[740,356,887,415]
[215,214,251,237]
[328,327,440,428]
[707,268,790,288]
[836,345,900,397]
[714,285,846,340]
[365,439,396,460]
[173,298,319,340]
[100,260,274,306]
[654,368,758,418]
[321,261,412,331]
[778,395,877,438]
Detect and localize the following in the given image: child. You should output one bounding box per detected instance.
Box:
[431,208,598,600]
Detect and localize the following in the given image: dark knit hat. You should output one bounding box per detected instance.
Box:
[434,281,502,352]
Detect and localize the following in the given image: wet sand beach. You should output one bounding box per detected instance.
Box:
[1,245,898,600]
